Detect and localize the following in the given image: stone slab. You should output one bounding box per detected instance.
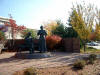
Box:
[14,51,52,59]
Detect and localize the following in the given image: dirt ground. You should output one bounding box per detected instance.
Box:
[14,59,100,75]
[0,52,88,75]
[1,52,100,75]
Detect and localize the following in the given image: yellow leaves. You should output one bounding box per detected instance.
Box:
[95,24,100,40]
[70,10,90,41]
[44,21,58,36]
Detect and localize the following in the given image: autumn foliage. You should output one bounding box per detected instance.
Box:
[95,24,100,40]
[4,19,26,39]
[89,33,97,41]
[4,18,26,48]
[44,21,58,36]
[46,35,62,50]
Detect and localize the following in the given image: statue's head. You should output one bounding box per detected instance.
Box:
[40,26,43,30]
[27,32,31,36]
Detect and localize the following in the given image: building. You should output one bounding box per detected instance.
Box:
[0,16,9,24]
[0,16,23,39]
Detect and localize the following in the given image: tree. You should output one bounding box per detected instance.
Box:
[4,18,26,47]
[5,19,26,39]
[0,31,6,41]
[44,20,58,36]
[69,3,96,52]
[89,32,97,41]
[70,10,90,52]
[52,20,66,38]
[95,9,100,40]
[0,25,7,41]
[95,24,100,40]
[21,29,37,39]
[52,20,78,38]
[65,27,78,38]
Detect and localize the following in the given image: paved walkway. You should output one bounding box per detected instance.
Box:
[0,52,88,75]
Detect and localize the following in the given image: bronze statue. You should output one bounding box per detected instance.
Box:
[24,32,34,54]
[37,26,47,53]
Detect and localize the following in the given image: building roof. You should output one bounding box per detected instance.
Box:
[0,16,9,23]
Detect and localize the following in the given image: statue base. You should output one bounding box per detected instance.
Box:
[14,51,52,59]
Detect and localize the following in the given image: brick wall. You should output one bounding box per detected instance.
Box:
[63,38,80,52]
[4,39,39,51]
[4,38,80,53]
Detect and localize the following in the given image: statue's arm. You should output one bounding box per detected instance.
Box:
[45,31,47,37]
[25,35,28,39]
[37,30,40,35]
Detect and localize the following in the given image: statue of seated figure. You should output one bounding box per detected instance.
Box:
[18,32,34,54]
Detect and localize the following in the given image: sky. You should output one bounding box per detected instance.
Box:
[0,0,100,29]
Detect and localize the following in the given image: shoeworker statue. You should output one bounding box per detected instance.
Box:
[24,32,34,54]
[37,26,47,53]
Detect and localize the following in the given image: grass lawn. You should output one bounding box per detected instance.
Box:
[80,46,100,54]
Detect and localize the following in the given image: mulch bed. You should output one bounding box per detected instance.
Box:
[14,59,100,75]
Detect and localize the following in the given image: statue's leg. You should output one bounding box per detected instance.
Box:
[29,48,34,54]
[39,46,42,53]
[39,41,42,53]
[29,48,32,54]
[42,40,47,53]
[32,44,34,53]
[31,48,34,53]
[44,44,47,53]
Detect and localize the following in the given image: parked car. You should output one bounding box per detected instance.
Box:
[96,41,100,46]
[87,42,98,46]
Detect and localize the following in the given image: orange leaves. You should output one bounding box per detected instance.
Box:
[15,25,26,31]
[9,19,17,27]
[4,18,26,39]
[5,18,26,31]
[46,35,62,49]
[4,19,17,29]
[89,33,96,41]
[4,22,10,26]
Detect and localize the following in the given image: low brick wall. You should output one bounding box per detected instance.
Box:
[4,38,80,53]
[4,39,39,51]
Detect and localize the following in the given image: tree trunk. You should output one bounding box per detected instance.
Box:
[11,27,15,49]
[83,40,86,52]
[80,39,86,52]
[83,43,86,52]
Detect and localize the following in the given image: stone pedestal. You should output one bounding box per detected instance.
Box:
[14,51,52,59]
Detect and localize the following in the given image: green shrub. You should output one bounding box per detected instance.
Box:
[24,67,37,75]
[88,54,97,64]
[89,54,97,60]
[21,29,37,39]
[87,47,97,50]
[89,58,94,64]
[0,31,6,41]
[73,59,86,69]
